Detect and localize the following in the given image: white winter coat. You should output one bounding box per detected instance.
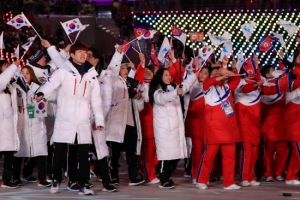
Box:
[153,73,197,160]
[0,64,20,152]
[37,46,105,145]
[27,51,67,141]
[14,82,48,157]
[92,69,113,159]
[105,50,144,155]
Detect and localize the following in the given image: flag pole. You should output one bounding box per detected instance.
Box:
[21,13,42,39]
[60,22,73,44]
[137,40,142,52]
[126,38,138,45]
[273,48,283,60]
[124,54,131,62]
[73,30,81,44]
[192,47,196,58]
[132,46,140,54]
[20,51,27,60]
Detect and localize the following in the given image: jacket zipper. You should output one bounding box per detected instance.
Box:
[74,79,77,95]
[83,81,87,96]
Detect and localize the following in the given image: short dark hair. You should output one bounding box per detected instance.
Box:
[260,65,274,78]
[149,68,169,105]
[146,65,155,74]
[88,47,100,59]
[70,42,88,55]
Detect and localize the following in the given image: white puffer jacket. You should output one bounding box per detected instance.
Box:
[37,46,105,145]
[105,51,144,155]
[14,82,48,157]
[93,69,113,159]
[28,51,68,141]
[153,73,197,160]
[0,64,20,152]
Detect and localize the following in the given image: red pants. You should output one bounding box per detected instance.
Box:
[191,138,204,179]
[140,139,159,182]
[196,143,236,187]
[239,143,258,182]
[286,141,300,180]
[264,141,289,178]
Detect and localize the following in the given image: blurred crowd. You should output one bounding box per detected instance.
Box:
[0,0,98,16]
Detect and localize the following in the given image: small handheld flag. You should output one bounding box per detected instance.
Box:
[278,20,298,38]
[13,45,20,58]
[241,21,256,41]
[120,38,132,54]
[149,44,160,67]
[219,40,233,61]
[171,25,187,45]
[256,35,278,52]
[133,26,149,40]
[236,51,245,72]
[7,14,32,29]
[0,32,4,50]
[157,37,171,64]
[21,36,36,51]
[208,32,226,47]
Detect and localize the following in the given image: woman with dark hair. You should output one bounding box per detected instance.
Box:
[12,66,51,188]
[149,67,197,189]
[196,65,241,190]
[0,59,20,189]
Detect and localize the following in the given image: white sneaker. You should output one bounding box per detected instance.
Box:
[276,176,284,181]
[240,181,250,187]
[148,178,160,184]
[266,176,274,182]
[224,184,241,190]
[78,186,94,195]
[196,183,208,189]
[286,180,300,185]
[50,181,60,194]
[192,179,197,185]
[250,180,260,186]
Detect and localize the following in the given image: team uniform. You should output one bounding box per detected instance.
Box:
[196,73,240,188]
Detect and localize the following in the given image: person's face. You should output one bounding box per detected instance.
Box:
[71,49,87,65]
[200,68,209,82]
[0,63,9,72]
[144,68,154,80]
[21,68,31,83]
[266,67,275,78]
[86,50,99,66]
[162,70,171,85]
[210,68,220,78]
[37,56,46,66]
[119,65,128,78]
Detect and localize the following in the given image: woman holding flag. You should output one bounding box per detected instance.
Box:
[148,67,197,189]
[12,66,51,188]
